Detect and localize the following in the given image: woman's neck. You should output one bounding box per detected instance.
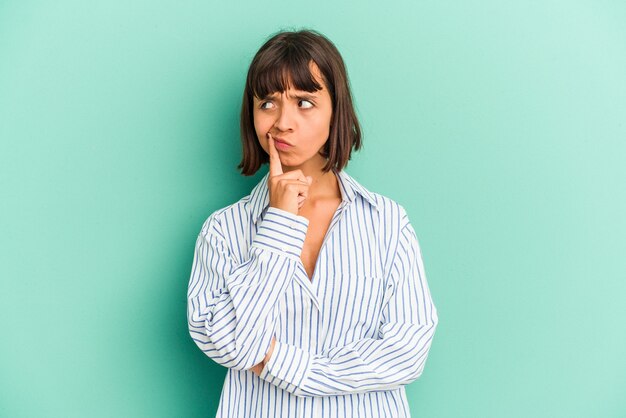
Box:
[281,159,340,201]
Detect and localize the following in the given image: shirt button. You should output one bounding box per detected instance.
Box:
[289,222,297,229]
[281,246,288,252]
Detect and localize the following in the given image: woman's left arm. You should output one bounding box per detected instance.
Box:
[258,213,439,397]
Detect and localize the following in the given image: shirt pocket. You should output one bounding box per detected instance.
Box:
[326,274,387,346]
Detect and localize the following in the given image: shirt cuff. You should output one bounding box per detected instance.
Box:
[259,339,312,392]
[251,206,309,260]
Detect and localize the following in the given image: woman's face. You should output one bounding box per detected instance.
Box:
[253,61,333,170]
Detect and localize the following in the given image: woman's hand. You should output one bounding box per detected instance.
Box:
[267,133,312,215]
[249,362,264,376]
[249,336,277,377]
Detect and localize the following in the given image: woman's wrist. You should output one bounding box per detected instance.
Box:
[263,336,277,365]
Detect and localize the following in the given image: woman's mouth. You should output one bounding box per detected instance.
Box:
[273,138,293,150]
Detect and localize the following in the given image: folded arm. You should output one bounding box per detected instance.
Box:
[259,213,438,396]
[187,207,309,371]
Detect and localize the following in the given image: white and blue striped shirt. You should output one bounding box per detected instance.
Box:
[187,168,438,417]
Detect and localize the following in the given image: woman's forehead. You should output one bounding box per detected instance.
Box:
[251,59,328,99]
[279,63,324,88]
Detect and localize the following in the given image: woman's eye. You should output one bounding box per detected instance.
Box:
[260,101,274,110]
[299,100,314,109]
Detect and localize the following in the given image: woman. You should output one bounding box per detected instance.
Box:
[187,29,438,417]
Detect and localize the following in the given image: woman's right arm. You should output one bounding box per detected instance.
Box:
[187,207,309,371]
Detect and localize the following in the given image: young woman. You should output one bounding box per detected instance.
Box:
[187,29,438,417]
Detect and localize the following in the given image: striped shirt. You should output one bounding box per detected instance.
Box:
[187,168,438,417]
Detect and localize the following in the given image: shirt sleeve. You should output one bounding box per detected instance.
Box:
[258,210,438,397]
[187,206,309,371]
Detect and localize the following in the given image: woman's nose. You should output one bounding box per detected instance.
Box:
[273,103,295,132]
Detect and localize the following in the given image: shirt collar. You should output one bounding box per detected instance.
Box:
[247,168,379,225]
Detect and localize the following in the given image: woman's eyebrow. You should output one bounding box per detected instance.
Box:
[262,92,319,100]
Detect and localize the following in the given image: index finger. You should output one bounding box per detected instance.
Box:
[267,133,283,177]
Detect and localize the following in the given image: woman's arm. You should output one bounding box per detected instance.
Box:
[258,213,438,397]
[187,206,309,372]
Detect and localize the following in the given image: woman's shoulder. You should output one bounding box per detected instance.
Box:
[340,170,411,227]
[196,194,254,238]
[362,189,412,229]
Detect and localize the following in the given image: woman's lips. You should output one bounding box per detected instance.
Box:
[273,137,293,150]
[273,136,292,145]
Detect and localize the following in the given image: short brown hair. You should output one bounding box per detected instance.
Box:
[238,29,362,175]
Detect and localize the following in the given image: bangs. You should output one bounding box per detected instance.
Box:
[250,54,324,99]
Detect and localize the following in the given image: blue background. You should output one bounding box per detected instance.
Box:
[1,1,625,416]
